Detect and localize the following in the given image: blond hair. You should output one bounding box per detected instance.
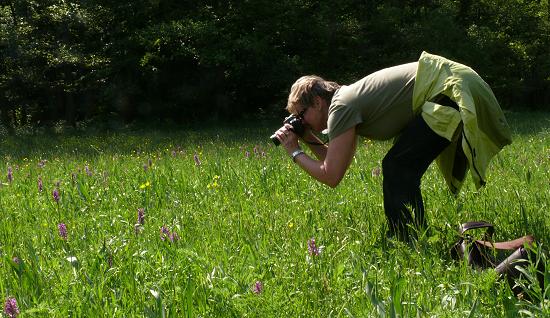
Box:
[286,75,340,114]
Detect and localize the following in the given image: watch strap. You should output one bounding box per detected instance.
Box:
[291,149,305,162]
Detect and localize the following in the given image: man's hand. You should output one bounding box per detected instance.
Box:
[274,123,301,156]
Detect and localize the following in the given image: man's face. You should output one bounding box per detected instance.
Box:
[298,97,327,133]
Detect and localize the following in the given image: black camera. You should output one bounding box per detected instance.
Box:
[270,114,306,146]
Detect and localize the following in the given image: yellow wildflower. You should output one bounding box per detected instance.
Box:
[139,181,151,189]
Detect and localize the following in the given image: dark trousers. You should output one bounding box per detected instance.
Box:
[382,113,450,239]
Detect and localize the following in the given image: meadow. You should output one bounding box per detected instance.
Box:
[0,112,548,317]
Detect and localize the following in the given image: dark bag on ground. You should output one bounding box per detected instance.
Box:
[450,221,545,298]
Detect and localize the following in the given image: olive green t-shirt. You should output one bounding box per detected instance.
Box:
[327,62,418,141]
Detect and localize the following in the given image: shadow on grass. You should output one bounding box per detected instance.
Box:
[505,111,550,135]
[0,118,282,160]
[1,111,548,160]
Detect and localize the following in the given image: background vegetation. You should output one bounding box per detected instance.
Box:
[1,0,550,132]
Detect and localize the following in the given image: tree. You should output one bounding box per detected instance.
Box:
[1,0,548,132]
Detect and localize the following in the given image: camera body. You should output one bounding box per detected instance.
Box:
[270,114,306,146]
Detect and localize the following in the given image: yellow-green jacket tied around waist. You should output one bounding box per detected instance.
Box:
[413,52,512,194]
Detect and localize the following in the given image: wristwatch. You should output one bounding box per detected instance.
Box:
[291,149,305,162]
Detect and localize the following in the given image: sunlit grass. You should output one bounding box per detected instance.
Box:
[0,112,548,317]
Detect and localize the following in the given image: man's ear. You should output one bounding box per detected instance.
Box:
[313,96,323,109]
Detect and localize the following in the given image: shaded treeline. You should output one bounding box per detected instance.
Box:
[1,0,549,131]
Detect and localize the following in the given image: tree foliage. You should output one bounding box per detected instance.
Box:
[1,0,549,130]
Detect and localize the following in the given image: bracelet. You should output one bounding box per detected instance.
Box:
[291,149,305,163]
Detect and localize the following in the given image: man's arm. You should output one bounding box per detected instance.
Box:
[294,127,356,188]
[301,130,327,160]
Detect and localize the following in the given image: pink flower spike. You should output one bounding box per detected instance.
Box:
[160,225,170,241]
[4,297,19,318]
[252,281,263,294]
[52,188,60,203]
[308,238,319,256]
[58,223,67,240]
[137,208,145,225]
[193,153,201,166]
[7,166,13,183]
[169,231,180,242]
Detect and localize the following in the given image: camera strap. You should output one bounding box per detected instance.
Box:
[304,140,327,146]
[302,133,328,146]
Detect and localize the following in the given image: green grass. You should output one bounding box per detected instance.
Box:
[0,112,549,317]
